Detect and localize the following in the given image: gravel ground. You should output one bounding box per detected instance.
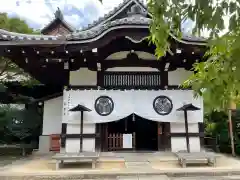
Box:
[0,156,22,167]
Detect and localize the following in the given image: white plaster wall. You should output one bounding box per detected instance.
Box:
[66,139,95,153]
[64,123,96,153]
[69,68,97,86]
[106,67,159,72]
[63,90,203,124]
[170,123,199,133]
[38,135,50,153]
[171,138,187,152]
[168,68,193,85]
[67,124,96,134]
[106,51,157,60]
[170,122,201,152]
[171,137,200,152]
[42,96,63,135]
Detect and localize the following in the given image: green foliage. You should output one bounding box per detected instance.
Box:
[0,104,41,142]
[0,13,39,102]
[0,13,36,34]
[148,0,240,111]
[182,30,240,111]
[204,111,228,136]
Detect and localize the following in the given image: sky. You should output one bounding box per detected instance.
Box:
[1,0,195,32]
[0,0,227,36]
[0,0,125,30]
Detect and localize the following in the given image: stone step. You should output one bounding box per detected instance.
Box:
[125,162,152,169]
[125,162,150,166]
[117,175,170,180]
[117,175,138,180]
[138,175,170,180]
[223,175,240,179]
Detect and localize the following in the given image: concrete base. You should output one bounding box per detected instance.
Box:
[38,135,50,154]
[1,152,240,179]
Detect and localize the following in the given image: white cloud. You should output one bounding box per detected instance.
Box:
[2,0,227,37]
[0,0,123,29]
[102,0,123,13]
[0,0,53,28]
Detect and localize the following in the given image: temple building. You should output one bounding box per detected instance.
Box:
[0,0,206,153]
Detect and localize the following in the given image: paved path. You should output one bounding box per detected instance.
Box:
[170,176,240,180]
[119,175,240,180]
[1,175,240,180]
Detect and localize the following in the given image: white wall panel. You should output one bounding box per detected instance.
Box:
[168,68,193,86]
[66,139,95,153]
[69,68,97,86]
[66,124,96,134]
[170,123,201,152]
[170,123,199,133]
[42,96,63,135]
[106,67,159,72]
[63,90,203,124]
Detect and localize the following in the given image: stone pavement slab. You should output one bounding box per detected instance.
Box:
[117,175,138,180]
[2,175,240,180]
[170,176,240,180]
[138,175,170,180]
[223,176,240,179]
[117,175,170,180]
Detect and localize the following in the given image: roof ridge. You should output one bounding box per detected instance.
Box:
[80,0,147,31]
[41,8,75,34]
[0,29,58,38]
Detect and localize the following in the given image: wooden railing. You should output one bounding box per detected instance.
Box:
[108,133,123,151]
[102,72,161,88]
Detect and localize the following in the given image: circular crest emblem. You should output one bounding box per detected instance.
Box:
[153,96,173,115]
[95,96,114,116]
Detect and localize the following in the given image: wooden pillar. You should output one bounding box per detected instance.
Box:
[95,124,101,152]
[198,122,204,149]
[100,123,108,152]
[61,123,67,148]
[157,122,162,151]
[80,111,83,152]
[163,122,171,151]
[105,124,108,151]
[184,110,190,153]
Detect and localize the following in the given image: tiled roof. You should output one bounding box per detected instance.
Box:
[0,29,62,41]
[67,16,206,43]
[81,0,148,31]
[67,16,151,40]
[0,0,206,44]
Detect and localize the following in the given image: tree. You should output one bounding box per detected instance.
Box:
[0,104,42,146]
[5,106,42,142]
[147,0,240,111]
[0,13,39,102]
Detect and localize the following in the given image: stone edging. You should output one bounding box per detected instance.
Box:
[1,169,240,179]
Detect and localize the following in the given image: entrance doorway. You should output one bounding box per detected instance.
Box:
[134,114,158,151]
[105,114,158,151]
